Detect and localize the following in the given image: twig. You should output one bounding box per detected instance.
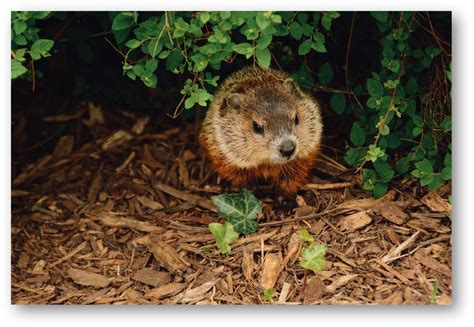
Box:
[382,231,420,263]
[31,59,36,91]
[304,181,355,190]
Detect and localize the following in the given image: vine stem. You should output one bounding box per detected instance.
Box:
[372,53,406,147]
[355,53,406,174]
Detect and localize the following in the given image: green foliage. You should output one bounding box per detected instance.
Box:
[299,229,314,242]
[300,243,327,273]
[263,288,276,302]
[11,11,54,79]
[430,278,439,304]
[208,222,239,254]
[10,11,451,196]
[212,189,262,234]
[298,228,327,273]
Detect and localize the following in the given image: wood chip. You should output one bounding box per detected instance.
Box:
[132,268,171,287]
[173,280,218,303]
[339,210,372,231]
[326,274,357,294]
[52,135,74,161]
[258,252,283,289]
[68,268,110,288]
[145,283,185,299]
[421,192,452,213]
[153,183,216,212]
[278,282,291,304]
[382,231,419,263]
[136,195,164,210]
[414,250,451,276]
[82,102,105,127]
[101,130,133,150]
[372,202,408,225]
[241,249,255,282]
[146,236,188,273]
[89,212,163,233]
[303,276,326,303]
[131,116,150,135]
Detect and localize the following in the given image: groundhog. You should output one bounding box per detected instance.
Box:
[199,66,323,194]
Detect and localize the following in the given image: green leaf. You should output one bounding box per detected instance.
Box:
[11,60,28,79]
[405,77,418,96]
[350,122,366,146]
[300,243,327,273]
[29,39,54,60]
[371,12,389,22]
[345,148,366,166]
[125,39,141,49]
[367,78,384,96]
[212,189,262,234]
[373,182,388,198]
[263,288,276,302]
[318,62,333,86]
[256,47,271,69]
[256,33,272,49]
[374,159,394,182]
[289,21,303,40]
[415,159,433,174]
[395,158,410,174]
[428,175,445,191]
[233,42,254,58]
[208,222,239,255]
[148,37,162,58]
[112,12,136,31]
[330,94,346,115]
[199,12,210,24]
[256,13,271,30]
[312,41,327,53]
[299,229,314,242]
[298,39,312,55]
[13,21,27,35]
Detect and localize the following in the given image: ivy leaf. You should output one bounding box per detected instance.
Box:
[208,222,239,255]
[300,243,327,273]
[330,93,346,115]
[212,189,262,234]
[256,47,271,69]
[318,62,333,86]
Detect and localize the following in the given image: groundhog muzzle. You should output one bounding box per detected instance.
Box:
[200,67,323,194]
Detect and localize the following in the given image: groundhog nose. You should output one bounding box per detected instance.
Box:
[279,140,296,158]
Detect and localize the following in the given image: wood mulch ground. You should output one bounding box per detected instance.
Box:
[11,102,452,304]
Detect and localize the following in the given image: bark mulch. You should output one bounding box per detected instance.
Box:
[11,103,452,304]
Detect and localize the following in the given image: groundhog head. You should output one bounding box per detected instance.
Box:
[215,76,322,168]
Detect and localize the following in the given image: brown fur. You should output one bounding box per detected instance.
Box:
[200,67,323,195]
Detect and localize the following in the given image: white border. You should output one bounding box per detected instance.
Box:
[2,1,472,327]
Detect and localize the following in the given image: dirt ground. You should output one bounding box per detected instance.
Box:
[11,102,452,304]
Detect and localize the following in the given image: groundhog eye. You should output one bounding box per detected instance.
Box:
[252,121,264,134]
[294,114,299,126]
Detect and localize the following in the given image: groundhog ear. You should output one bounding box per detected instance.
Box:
[283,78,297,94]
[225,93,244,109]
